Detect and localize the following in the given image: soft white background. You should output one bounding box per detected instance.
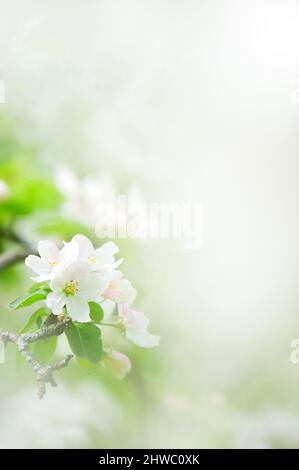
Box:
[0,0,298,448]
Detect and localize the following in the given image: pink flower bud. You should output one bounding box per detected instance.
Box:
[104,350,131,380]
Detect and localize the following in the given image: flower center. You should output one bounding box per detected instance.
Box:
[88,255,96,264]
[63,280,79,296]
[49,258,59,267]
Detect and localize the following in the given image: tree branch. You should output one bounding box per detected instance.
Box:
[0,318,73,399]
[0,232,73,398]
[0,248,30,271]
[0,228,37,271]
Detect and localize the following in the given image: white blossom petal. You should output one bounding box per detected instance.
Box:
[38,240,59,263]
[119,306,160,348]
[126,329,160,348]
[50,272,68,291]
[59,240,79,266]
[95,242,119,267]
[120,307,149,330]
[46,292,66,315]
[72,234,94,261]
[104,278,137,304]
[66,296,90,322]
[111,258,123,270]
[99,241,119,256]
[25,255,49,276]
[78,273,110,301]
[100,299,116,320]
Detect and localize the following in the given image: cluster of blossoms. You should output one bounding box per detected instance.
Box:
[25,234,159,378]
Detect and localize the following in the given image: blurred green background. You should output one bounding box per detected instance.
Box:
[0,0,299,449]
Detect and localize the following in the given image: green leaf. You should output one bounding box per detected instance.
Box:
[8,178,63,215]
[19,307,49,334]
[38,216,90,240]
[36,315,44,329]
[89,302,104,324]
[32,336,57,362]
[9,290,48,310]
[28,282,51,294]
[76,357,99,374]
[65,322,103,364]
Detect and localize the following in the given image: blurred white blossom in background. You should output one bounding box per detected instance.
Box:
[55,166,147,237]
[55,166,117,229]
[0,383,120,449]
[0,179,10,202]
[0,0,298,449]
[234,408,299,449]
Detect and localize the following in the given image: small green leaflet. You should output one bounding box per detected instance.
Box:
[76,357,99,374]
[28,282,51,294]
[89,302,104,323]
[9,289,48,310]
[65,322,103,364]
[19,307,49,333]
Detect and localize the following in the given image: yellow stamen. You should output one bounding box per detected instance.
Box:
[49,258,59,267]
[63,280,79,296]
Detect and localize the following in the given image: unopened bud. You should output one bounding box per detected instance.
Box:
[104,350,131,380]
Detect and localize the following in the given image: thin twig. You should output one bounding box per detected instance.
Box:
[0,318,73,399]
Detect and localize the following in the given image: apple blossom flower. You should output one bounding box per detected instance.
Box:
[103,350,132,380]
[103,270,137,304]
[119,304,160,348]
[25,239,79,282]
[55,166,147,242]
[46,264,109,322]
[0,179,10,202]
[55,166,117,229]
[71,234,122,273]
[23,232,159,367]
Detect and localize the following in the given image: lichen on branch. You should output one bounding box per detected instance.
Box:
[0,318,73,399]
